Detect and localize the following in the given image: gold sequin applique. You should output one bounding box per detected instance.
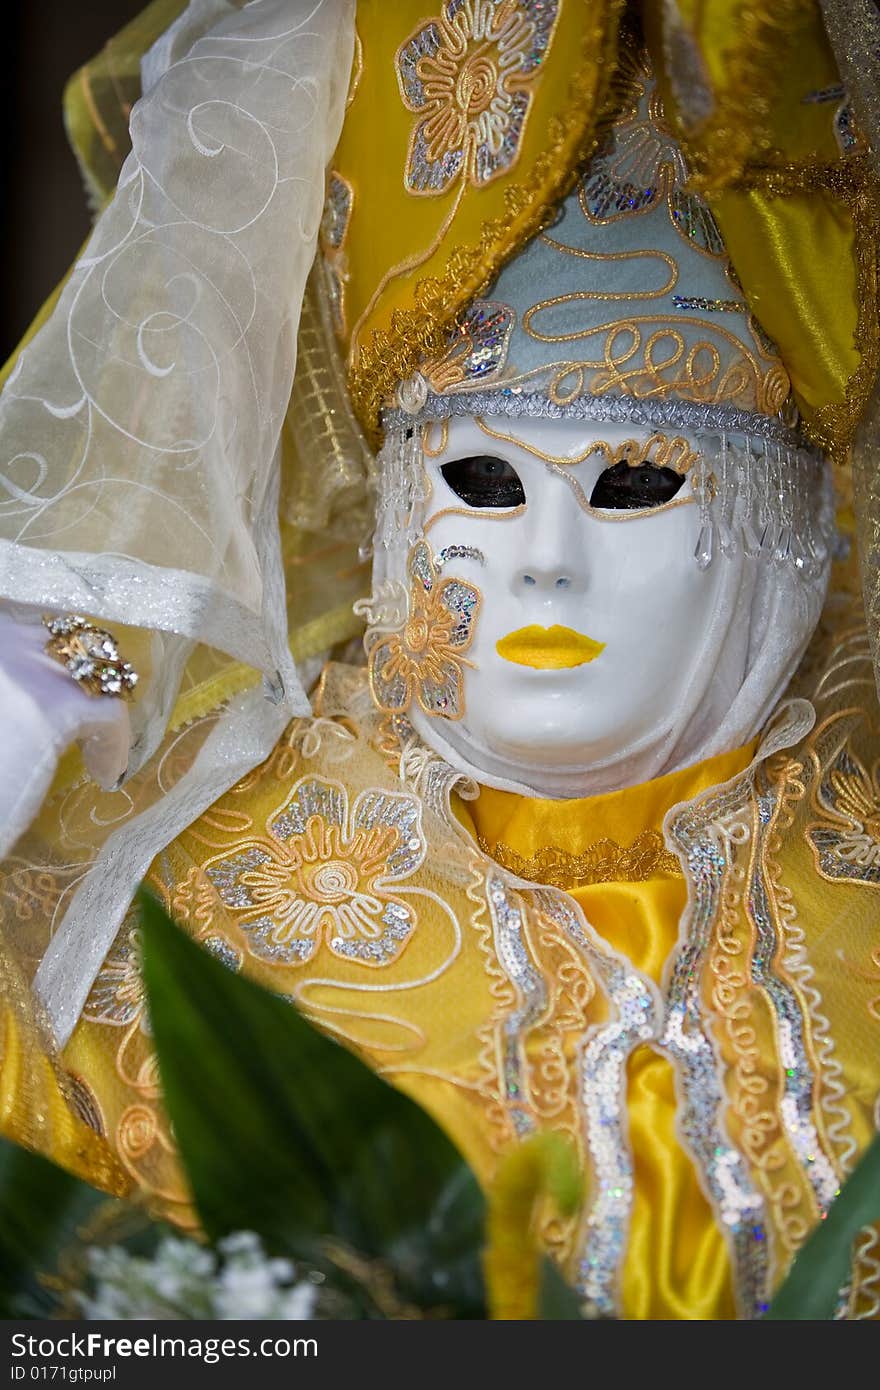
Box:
[367,539,481,720]
[807,728,880,887]
[320,171,355,336]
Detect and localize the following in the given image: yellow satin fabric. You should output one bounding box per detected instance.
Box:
[0,943,127,1195]
[644,1,871,459]
[457,740,756,1320]
[648,0,843,172]
[709,189,858,420]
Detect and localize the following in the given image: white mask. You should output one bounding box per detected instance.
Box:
[366,413,834,798]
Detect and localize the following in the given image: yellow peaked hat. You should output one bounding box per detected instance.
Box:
[320,0,874,462]
[60,0,878,460]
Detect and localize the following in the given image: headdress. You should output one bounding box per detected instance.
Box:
[374,51,832,582]
[321,0,880,687]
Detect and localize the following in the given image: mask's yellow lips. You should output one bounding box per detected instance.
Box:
[496,624,606,670]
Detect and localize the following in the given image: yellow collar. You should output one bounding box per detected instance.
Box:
[456,742,757,888]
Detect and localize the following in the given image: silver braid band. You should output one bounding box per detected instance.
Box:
[384,387,818,455]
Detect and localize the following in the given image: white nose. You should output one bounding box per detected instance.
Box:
[514,470,588,596]
[517,567,575,593]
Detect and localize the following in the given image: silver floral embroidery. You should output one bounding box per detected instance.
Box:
[83,897,243,1028]
[580,48,725,257]
[367,540,480,720]
[396,0,559,195]
[202,935,244,972]
[423,300,516,391]
[204,776,426,968]
[83,915,148,1032]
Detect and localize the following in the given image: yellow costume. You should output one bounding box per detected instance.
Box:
[60,590,880,1318]
[2,0,880,1322]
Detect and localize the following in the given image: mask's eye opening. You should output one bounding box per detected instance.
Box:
[441,455,526,509]
[589,461,686,510]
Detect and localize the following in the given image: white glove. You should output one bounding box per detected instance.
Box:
[0,608,131,855]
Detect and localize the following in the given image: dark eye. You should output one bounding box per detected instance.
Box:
[589,461,685,510]
[440,454,525,508]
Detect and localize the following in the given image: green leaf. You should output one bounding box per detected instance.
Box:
[138,888,487,1314]
[538,1257,585,1319]
[766,1133,880,1319]
[0,1134,111,1317]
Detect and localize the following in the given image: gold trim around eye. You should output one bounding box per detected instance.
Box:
[603,432,701,473]
[425,421,699,523]
[423,503,526,535]
[475,416,608,464]
[422,419,450,458]
[545,462,698,521]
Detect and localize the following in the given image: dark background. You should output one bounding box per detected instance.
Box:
[2,2,146,362]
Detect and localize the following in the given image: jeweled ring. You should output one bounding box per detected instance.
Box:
[42,614,139,699]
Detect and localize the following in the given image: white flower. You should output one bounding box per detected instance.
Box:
[79,1231,321,1320]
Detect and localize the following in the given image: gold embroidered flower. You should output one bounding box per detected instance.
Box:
[807,744,880,886]
[396,0,559,195]
[83,915,149,1032]
[368,540,480,720]
[204,776,426,968]
[83,894,243,1032]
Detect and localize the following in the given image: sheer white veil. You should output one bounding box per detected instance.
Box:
[0,0,354,773]
[0,0,356,1044]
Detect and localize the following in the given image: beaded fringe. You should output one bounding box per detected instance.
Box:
[691,433,829,575]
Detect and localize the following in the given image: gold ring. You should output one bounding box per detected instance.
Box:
[42,614,138,699]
